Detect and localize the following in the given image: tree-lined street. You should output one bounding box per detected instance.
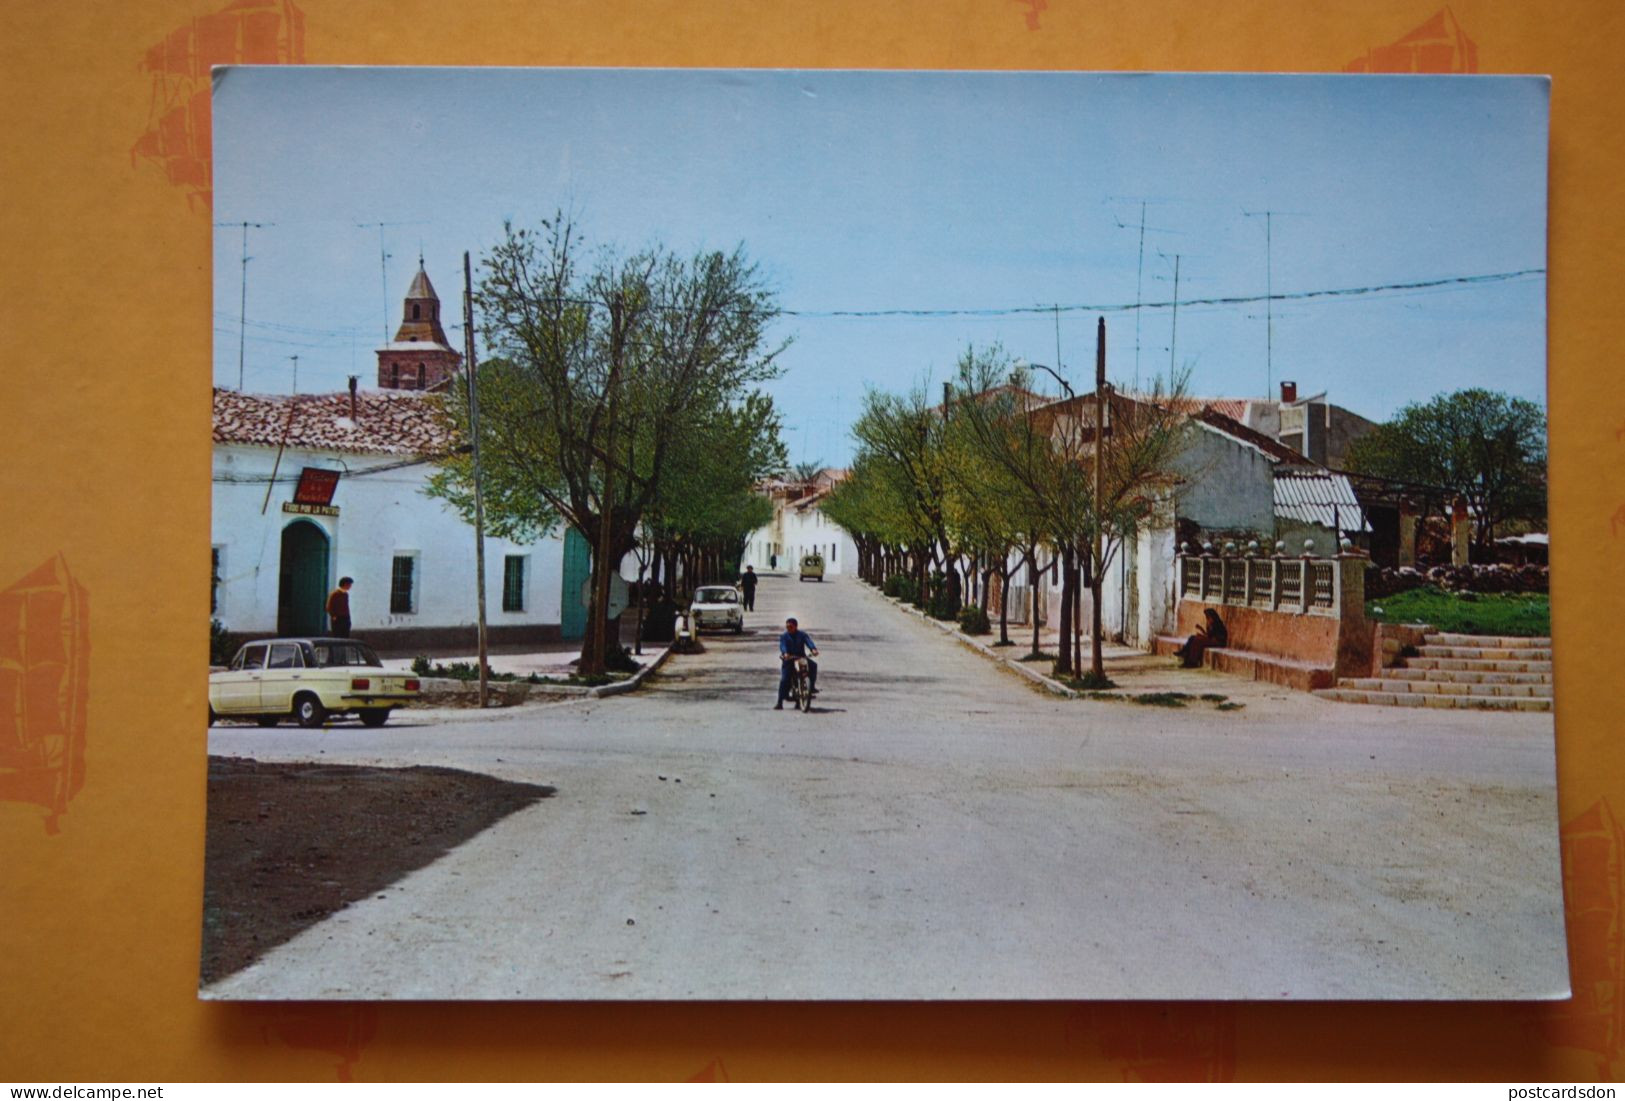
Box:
[205,573,1565,1000]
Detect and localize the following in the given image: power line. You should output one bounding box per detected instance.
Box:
[211,267,1546,370]
[376,267,1535,322]
[766,268,1544,319]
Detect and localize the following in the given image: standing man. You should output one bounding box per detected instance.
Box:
[774,616,819,710]
[326,576,354,637]
[740,565,759,612]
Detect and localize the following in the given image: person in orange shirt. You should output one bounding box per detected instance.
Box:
[326,577,354,637]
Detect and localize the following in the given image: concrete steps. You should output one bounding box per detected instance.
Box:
[1337,677,1551,699]
[1404,655,1553,675]
[1314,688,1549,712]
[1381,667,1551,686]
[1315,629,1553,713]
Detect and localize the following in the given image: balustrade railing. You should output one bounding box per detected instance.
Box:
[1175,544,1363,620]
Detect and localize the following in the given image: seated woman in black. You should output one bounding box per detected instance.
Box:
[1174,608,1227,668]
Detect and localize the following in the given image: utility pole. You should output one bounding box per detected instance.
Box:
[586,293,625,678]
[463,252,490,708]
[1091,316,1108,681]
[288,354,299,395]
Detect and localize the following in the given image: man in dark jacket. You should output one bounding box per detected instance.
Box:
[740,565,759,611]
[774,616,819,709]
[325,577,354,637]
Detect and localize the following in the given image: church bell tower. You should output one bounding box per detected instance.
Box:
[375,259,462,391]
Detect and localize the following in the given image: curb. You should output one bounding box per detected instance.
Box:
[591,644,675,697]
[418,644,674,702]
[856,581,1079,699]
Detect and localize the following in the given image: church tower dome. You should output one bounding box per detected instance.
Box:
[375,258,463,391]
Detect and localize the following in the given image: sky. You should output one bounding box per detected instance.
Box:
[213,68,1549,468]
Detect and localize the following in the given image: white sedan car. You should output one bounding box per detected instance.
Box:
[689,585,744,634]
[209,637,420,728]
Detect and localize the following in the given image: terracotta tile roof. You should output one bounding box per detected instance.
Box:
[1139,395,1256,421]
[1199,399,1252,421]
[213,388,457,457]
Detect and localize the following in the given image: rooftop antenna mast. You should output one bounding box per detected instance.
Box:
[216,220,271,391]
[1108,199,1182,392]
[1133,202,1145,390]
[1165,253,1181,375]
[1243,209,1307,399]
[358,221,427,344]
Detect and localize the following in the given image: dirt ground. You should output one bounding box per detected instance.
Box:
[200,756,554,986]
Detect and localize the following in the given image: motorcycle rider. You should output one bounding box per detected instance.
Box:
[774,616,819,710]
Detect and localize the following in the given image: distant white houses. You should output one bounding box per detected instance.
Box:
[211,267,577,653]
[743,469,858,577]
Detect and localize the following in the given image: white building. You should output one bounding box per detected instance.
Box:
[209,264,584,653]
[742,470,858,577]
[211,386,568,654]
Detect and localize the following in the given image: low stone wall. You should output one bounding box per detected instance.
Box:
[1366,563,1549,598]
[1172,597,1372,682]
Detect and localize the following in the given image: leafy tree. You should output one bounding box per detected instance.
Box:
[942,346,1050,647]
[848,384,958,611]
[1345,388,1546,552]
[950,335,1189,678]
[429,215,787,672]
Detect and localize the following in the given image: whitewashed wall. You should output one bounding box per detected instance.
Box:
[1171,425,1277,537]
[211,444,563,636]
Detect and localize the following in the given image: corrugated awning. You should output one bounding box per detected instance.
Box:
[1274,470,1370,532]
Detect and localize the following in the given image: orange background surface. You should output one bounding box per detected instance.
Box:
[3,0,1622,1082]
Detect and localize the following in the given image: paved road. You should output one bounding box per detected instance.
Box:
[205,573,1567,1000]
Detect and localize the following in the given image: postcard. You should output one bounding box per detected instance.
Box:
[201,68,1560,1000]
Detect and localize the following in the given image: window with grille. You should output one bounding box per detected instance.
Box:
[390,554,417,614]
[502,555,526,612]
[211,546,223,614]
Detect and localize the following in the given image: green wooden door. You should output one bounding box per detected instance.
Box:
[277,521,330,636]
[560,527,590,640]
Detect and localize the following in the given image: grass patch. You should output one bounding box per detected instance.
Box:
[1061,671,1117,692]
[1367,586,1549,637]
[1215,701,1245,711]
[1133,692,1193,708]
[411,657,530,683]
[1019,650,1058,663]
[1199,692,1228,703]
[559,671,630,687]
[990,639,1016,648]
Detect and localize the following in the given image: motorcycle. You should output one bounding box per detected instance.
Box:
[784,653,815,713]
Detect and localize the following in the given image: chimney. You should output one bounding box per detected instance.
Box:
[1279,380,1297,404]
[348,375,359,420]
